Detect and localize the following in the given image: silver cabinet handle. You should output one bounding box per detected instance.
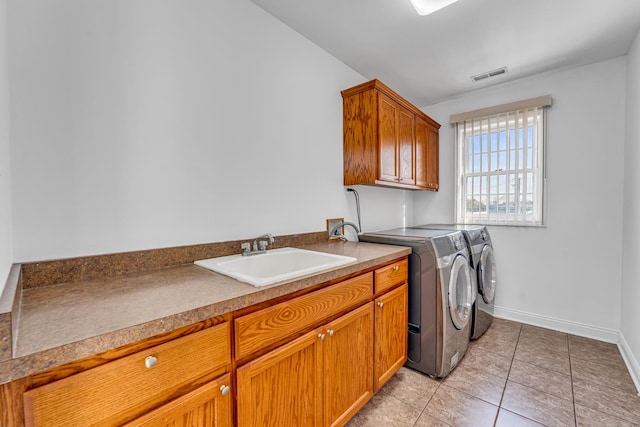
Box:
[144,356,157,369]
[377,302,384,308]
[220,385,231,396]
[327,329,334,336]
[318,333,325,341]
[393,265,399,271]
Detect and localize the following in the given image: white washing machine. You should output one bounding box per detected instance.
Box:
[359,228,475,378]
[414,224,497,339]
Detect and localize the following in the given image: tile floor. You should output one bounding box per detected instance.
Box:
[347,318,640,427]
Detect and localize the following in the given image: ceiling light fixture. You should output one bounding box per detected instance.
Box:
[408,0,460,16]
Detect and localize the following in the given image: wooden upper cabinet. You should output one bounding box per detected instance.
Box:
[342,79,440,191]
[415,115,439,191]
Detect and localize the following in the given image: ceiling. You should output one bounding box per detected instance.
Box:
[249,0,640,107]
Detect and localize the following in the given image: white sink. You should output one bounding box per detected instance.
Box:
[194,247,357,287]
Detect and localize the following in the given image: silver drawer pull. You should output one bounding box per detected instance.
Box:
[393,265,399,271]
[144,356,157,369]
[378,302,384,308]
[220,385,231,396]
[327,329,334,336]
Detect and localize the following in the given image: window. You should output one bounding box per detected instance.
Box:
[451,96,552,226]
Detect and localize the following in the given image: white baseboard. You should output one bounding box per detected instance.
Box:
[618,333,640,397]
[491,304,619,342]
[491,304,640,395]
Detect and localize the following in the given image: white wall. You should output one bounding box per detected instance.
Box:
[621,28,640,385]
[8,0,407,262]
[0,0,12,295]
[415,58,627,339]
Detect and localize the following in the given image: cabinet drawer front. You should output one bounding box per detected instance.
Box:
[374,259,408,294]
[235,273,373,360]
[24,322,231,427]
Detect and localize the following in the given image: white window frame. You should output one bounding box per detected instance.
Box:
[452,96,551,227]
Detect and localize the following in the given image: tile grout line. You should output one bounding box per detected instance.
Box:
[409,377,448,427]
[567,333,578,427]
[492,324,521,427]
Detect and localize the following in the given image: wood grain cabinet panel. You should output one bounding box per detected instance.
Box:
[237,304,374,427]
[23,323,231,427]
[124,374,233,427]
[378,93,400,182]
[235,273,373,361]
[374,284,408,392]
[398,105,416,185]
[342,79,440,191]
[374,259,408,294]
[416,115,439,191]
[236,328,325,427]
[323,303,374,427]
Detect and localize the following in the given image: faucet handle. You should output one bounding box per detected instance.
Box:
[258,240,269,251]
[241,242,251,255]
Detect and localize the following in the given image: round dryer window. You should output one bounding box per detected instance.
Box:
[448,256,475,330]
[479,245,497,304]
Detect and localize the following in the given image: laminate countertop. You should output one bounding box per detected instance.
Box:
[0,241,410,383]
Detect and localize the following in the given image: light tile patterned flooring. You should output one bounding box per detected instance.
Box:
[347,318,640,427]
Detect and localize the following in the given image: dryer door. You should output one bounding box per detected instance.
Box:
[448,255,475,330]
[479,245,497,304]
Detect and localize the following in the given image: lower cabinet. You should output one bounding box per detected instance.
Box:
[374,283,408,391]
[125,373,233,427]
[323,303,374,426]
[12,258,408,427]
[236,303,374,427]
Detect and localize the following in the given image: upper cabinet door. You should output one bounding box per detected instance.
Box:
[415,116,439,190]
[377,93,400,183]
[398,107,416,185]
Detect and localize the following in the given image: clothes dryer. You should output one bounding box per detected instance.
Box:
[359,228,475,378]
[414,224,497,339]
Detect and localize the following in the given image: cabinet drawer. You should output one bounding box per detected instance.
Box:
[24,322,231,427]
[374,259,408,294]
[235,273,373,360]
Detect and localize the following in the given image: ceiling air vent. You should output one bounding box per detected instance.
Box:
[471,67,508,82]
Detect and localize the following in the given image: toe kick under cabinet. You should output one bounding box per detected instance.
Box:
[235,258,408,427]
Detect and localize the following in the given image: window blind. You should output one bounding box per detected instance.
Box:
[452,96,551,226]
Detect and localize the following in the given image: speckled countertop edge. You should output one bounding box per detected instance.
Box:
[0,241,410,383]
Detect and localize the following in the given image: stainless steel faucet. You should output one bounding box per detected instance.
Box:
[329,222,360,242]
[241,233,275,256]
